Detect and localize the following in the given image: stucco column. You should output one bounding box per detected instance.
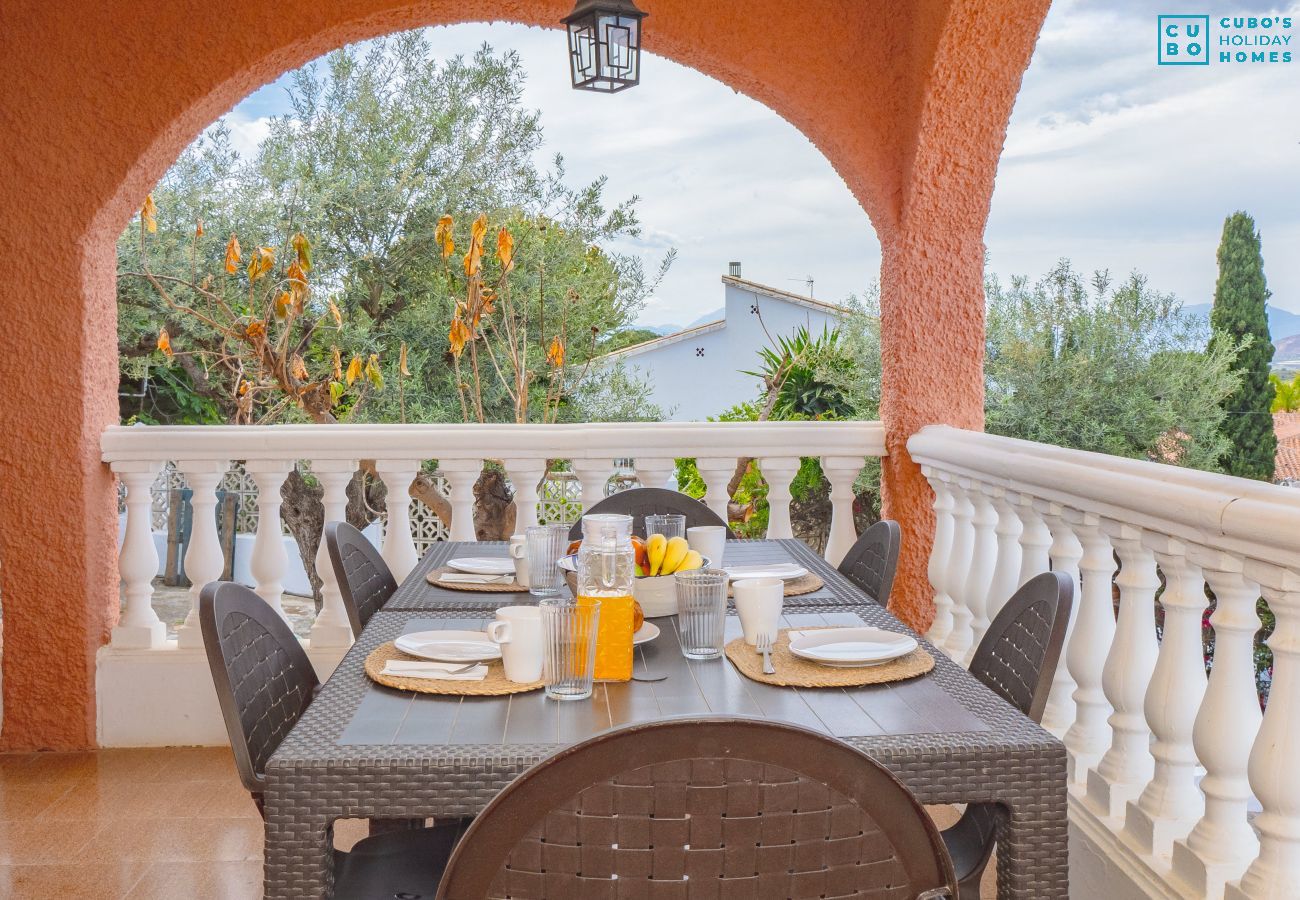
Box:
[0,244,121,751]
[877,230,986,633]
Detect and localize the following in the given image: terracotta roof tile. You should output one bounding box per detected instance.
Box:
[1275,412,1300,442]
[1277,436,1300,482]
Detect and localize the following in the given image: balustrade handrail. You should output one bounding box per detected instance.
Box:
[103,419,886,462]
[908,424,1300,569]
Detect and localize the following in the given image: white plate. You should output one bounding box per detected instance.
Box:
[724,563,808,581]
[787,628,918,668]
[394,630,502,663]
[633,621,660,645]
[446,557,516,576]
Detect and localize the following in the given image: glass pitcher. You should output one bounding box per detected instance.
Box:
[575,513,636,682]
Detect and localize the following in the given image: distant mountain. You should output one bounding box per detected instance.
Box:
[1276,333,1300,363]
[1183,303,1300,349]
[637,307,725,336]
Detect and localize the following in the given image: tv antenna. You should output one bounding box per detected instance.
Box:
[787,276,814,297]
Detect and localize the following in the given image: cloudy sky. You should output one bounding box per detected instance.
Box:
[221,0,1300,326]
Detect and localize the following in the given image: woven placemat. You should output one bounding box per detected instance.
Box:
[724,628,934,688]
[727,572,824,598]
[426,567,528,593]
[364,641,542,696]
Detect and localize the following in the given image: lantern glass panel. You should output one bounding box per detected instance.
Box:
[565,5,643,92]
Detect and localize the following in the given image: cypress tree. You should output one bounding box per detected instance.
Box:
[1210,211,1276,480]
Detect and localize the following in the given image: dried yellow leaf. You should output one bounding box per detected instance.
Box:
[399,343,411,377]
[496,226,514,270]
[141,194,158,233]
[346,355,362,386]
[157,327,172,357]
[546,336,565,367]
[224,234,242,274]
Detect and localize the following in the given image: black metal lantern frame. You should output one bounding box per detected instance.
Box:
[563,0,647,93]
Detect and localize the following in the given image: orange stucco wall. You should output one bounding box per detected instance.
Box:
[0,0,1048,749]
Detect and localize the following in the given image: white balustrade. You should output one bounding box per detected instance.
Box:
[908,424,1300,900]
[923,469,955,646]
[1228,565,1300,900]
[1086,521,1160,818]
[963,482,998,661]
[502,458,547,531]
[572,457,615,510]
[758,456,801,540]
[633,458,676,493]
[985,488,1022,622]
[822,456,863,565]
[1066,514,1117,784]
[1124,535,1207,856]
[375,459,422,579]
[174,459,228,649]
[1173,553,1264,897]
[309,460,358,648]
[1039,502,1082,736]
[941,477,976,661]
[112,461,167,649]
[695,457,737,523]
[244,459,293,619]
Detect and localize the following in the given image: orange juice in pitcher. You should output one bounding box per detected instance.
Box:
[576,514,636,682]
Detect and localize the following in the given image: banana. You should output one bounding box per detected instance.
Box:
[676,550,703,573]
[660,536,690,574]
[646,533,668,576]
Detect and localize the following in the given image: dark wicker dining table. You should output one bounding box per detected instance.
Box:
[264,539,1066,899]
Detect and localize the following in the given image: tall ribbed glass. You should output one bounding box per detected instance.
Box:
[645,514,686,540]
[526,524,569,598]
[675,569,728,660]
[540,598,601,701]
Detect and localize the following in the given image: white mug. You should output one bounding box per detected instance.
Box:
[687,525,727,568]
[508,533,530,588]
[732,577,783,647]
[487,605,543,683]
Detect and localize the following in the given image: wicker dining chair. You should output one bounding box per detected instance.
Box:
[941,570,1073,899]
[837,518,902,605]
[436,717,959,899]
[325,521,399,638]
[567,487,735,541]
[199,581,462,899]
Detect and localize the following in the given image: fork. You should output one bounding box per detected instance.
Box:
[756,631,776,675]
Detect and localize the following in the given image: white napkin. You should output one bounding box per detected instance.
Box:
[439,573,510,584]
[382,660,488,681]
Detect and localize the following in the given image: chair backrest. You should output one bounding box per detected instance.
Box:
[837,518,902,604]
[325,521,398,638]
[436,717,958,899]
[567,487,735,541]
[199,581,319,798]
[969,571,1074,722]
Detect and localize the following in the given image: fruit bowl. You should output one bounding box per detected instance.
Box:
[558,553,712,618]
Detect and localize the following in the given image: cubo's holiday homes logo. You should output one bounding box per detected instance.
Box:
[1158,13,1294,65]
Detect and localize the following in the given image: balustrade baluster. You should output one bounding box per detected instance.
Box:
[435,459,480,544]
[174,459,229,649]
[1226,565,1300,900]
[502,459,547,531]
[984,488,1023,623]
[244,460,293,619]
[571,458,615,511]
[375,459,422,577]
[759,456,801,541]
[695,458,737,523]
[633,458,675,492]
[821,456,863,565]
[1124,535,1208,857]
[923,469,955,646]
[1066,515,1117,784]
[941,477,976,662]
[112,462,167,649]
[1016,496,1053,587]
[1086,522,1159,818]
[963,483,999,662]
[1040,503,1083,736]
[309,460,358,648]
[1172,551,1263,897]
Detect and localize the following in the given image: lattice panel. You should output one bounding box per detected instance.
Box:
[538,472,583,526]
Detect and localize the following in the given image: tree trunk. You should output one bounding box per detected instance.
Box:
[280,468,324,607]
[474,468,516,539]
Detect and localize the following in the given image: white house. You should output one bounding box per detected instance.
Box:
[603,267,848,421]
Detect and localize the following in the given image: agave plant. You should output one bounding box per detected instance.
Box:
[743,326,853,420]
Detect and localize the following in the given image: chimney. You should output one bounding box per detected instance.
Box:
[728,261,742,278]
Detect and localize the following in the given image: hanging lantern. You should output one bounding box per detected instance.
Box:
[562,0,647,93]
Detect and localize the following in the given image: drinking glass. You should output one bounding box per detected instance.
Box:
[540,598,601,701]
[526,524,569,598]
[675,569,728,660]
[645,513,686,540]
